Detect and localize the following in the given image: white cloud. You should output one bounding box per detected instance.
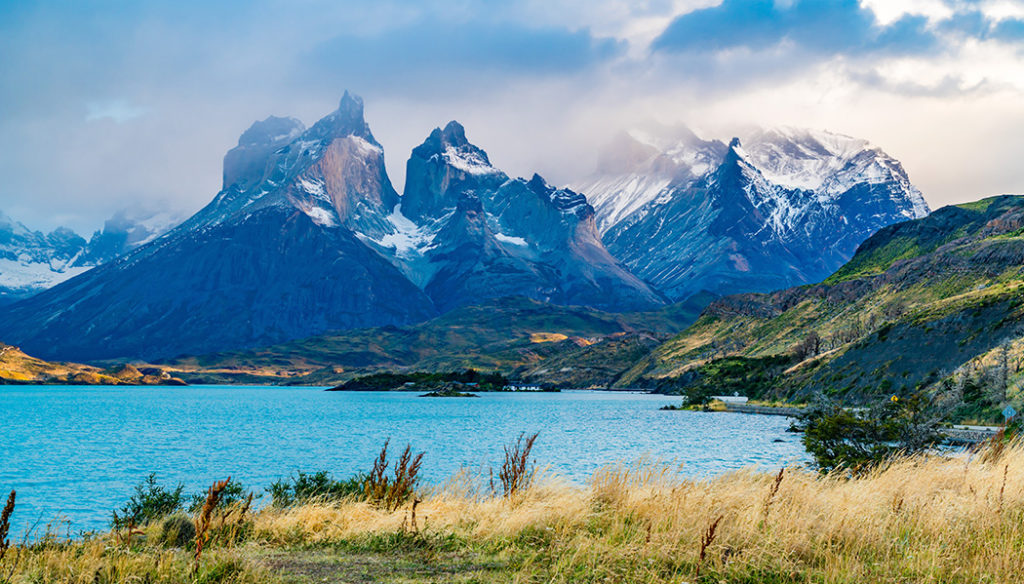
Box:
[860,0,955,26]
[980,0,1024,22]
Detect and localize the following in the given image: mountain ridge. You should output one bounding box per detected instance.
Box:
[618,194,1024,420]
[576,125,930,302]
[0,94,933,362]
[0,94,662,361]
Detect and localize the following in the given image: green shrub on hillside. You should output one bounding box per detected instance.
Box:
[653,354,795,400]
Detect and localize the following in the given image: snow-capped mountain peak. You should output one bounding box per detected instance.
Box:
[0,208,182,303]
[573,128,728,233]
[402,121,509,223]
[585,123,931,302]
[186,91,399,239]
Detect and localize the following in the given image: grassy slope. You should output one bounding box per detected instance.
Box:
[620,195,1024,404]
[6,443,1024,584]
[0,343,185,385]
[161,294,712,386]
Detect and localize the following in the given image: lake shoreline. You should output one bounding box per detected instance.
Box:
[2,442,1021,584]
[0,387,804,534]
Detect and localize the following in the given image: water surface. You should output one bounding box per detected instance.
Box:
[0,386,806,534]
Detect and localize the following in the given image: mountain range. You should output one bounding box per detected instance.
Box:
[0,209,180,304]
[574,127,929,300]
[0,93,929,362]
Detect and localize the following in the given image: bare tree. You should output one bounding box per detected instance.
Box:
[991,343,1011,403]
[794,331,822,361]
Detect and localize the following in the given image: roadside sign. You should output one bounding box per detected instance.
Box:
[1003,405,1017,421]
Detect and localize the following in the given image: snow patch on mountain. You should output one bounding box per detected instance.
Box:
[574,175,674,232]
[442,146,500,176]
[494,232,528,246]
[298,177,328,200]
[572,130,728,233]
[303,205,338,227]
[376,204,437,256]
[351,135,383,156]
[0,258,91,295]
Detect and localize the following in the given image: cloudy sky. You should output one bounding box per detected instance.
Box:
[3,0,1024,233]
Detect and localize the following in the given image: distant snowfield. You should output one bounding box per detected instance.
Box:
[0,258,92,293]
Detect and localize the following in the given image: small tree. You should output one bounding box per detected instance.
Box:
[798,394,944,473]
[794,331,822,361]
[991,343,1011,403]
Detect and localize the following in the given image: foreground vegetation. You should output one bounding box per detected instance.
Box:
[3,436,1024,583]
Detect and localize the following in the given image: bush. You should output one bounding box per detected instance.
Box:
[336,369,509,391]
[188,479,251,513]
[268,471,365,507]
[111,474,185,529]
[151,513,196,548]
[798,394,944,472]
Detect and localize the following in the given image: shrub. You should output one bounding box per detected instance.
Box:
[152,514,196,548]
[268,471,365,507]
[798,394,944,472]
[111,474,185,529]
[337,369,509,391]
[188,479,251,513]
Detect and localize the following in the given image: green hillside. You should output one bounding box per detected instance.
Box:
[621,195,1024,422]
[163,295,712,386]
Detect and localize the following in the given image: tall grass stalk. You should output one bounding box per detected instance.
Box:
[498,432,538,497]
[254,441,1024,583]
[0,491,13,564]
[0,490,15,584]
[193,477,230,576]
[364,440,425,511]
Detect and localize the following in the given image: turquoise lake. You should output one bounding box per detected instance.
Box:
[0,386,807,535]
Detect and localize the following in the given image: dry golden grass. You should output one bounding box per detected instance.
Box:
[252,443,1024,583]
[4,444,1024,583]
[529,332,570,344]
[8,538,264,584]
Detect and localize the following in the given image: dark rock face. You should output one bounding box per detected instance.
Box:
[401,125,666,313]
[0,207,435,361]
[402,121,506,223]
[223,116,306,192]
[0,96,659,362]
